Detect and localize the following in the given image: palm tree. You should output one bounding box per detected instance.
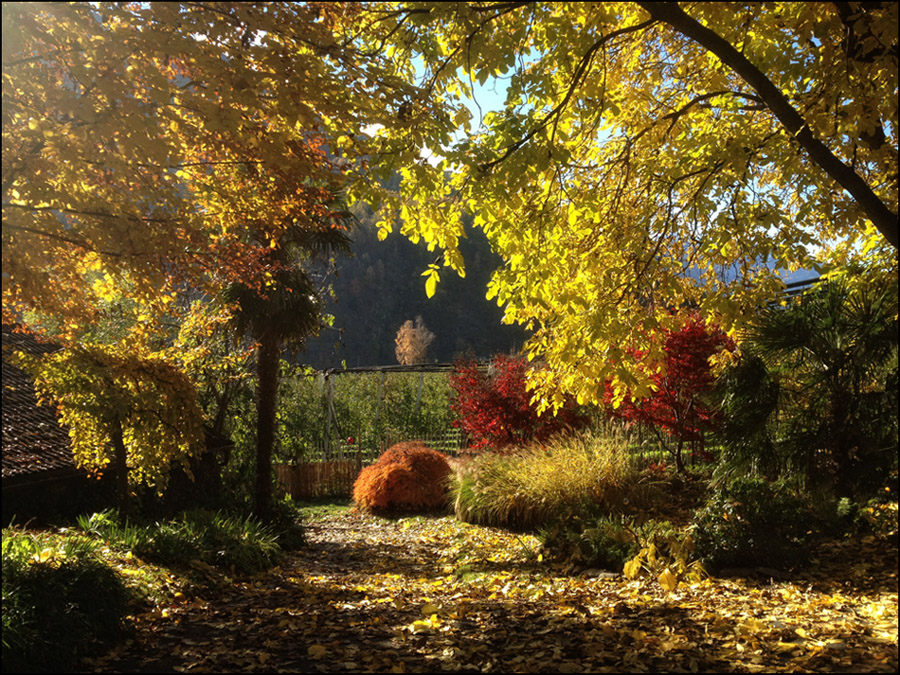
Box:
[227,220,351,521]
[716,274,898,495]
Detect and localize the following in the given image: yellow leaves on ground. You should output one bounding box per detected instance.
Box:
[85,508,900,673]
[657,567,678,593]
[307,644,327,659]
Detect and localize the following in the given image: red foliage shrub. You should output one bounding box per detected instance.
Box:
[352,441,451,515]
[605,314,735,471]
[450,354,588,452]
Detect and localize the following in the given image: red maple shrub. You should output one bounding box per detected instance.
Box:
[352,441,451,515]
[606,315,735,472]
[450,354,588,452]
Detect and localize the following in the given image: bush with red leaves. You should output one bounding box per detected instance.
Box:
[450,354,588,452]
[352,441,451,515]
[605,314,735,472]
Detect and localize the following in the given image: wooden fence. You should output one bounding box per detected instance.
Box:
[275,459,362,500]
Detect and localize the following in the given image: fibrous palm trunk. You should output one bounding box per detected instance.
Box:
[254,332,281,522]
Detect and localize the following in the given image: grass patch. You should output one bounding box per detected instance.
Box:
[3,505,295,672]
[294,497,353,522]
[77,509,283,575]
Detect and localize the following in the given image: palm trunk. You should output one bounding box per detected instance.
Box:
[254,333,281,522]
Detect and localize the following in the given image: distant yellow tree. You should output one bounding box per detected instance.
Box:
[395,316,435,365]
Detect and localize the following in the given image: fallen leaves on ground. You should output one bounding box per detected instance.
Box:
[84,510,898,673]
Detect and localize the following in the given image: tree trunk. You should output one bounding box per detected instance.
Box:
[110,416,130,517]
[673,437,686,474]
[254,333,281,522]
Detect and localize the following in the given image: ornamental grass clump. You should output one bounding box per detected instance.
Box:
[450,430,644,530]
[76,509,282,574]
[353,441,452,515]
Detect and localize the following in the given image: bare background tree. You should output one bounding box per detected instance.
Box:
[395,316,435,365]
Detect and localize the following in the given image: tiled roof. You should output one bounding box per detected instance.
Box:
[2,326,78,480]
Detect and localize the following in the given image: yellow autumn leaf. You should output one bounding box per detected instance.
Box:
[658,567,678,593]
[623,555,643,580]
[308,644,327,659]
[32,547,54,564]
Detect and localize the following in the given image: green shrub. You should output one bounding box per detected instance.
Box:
[269,496,306,551]
[817,491,900,538]
[539,515,638,570]
[691,477,813,572]
[450,431,643,530]
[714,276,898,497]
[2,528,129,673]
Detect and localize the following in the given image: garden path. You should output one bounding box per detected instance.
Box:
[85,509,898,673]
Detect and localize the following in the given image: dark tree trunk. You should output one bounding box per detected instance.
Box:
[673,437,686,474]
[110,416,130,517]
[254,333,281,522]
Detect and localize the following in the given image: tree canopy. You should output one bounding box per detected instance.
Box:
[4,1,897,415]
[1,2,388,500]
[345,1,898,408]
[12,343,204,503]
[1,2,405,340]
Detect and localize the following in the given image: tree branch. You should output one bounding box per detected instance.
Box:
[637,1,898,248]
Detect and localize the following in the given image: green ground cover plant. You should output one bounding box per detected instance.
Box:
[691,476,814,572]
[2,527,130,673]
[77,509,284,575]
[2,503,301,672]
[293,496,353,522]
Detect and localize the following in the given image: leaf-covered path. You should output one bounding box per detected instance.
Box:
[87,509,898,673]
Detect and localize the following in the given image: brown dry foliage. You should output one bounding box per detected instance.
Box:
[394,316,435,365]
[352,441,451,515]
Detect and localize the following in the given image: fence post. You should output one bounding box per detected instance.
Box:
[414,371,424,419]
[324,372,334,460]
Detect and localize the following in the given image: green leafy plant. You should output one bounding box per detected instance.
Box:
[539,515,637,571]
[2,527,130,673]
[691,477,813,572]
[76,509,282,574]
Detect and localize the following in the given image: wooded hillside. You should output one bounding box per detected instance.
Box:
[301,204,528,368]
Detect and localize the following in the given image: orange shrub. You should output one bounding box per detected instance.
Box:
[353,441,451,515]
